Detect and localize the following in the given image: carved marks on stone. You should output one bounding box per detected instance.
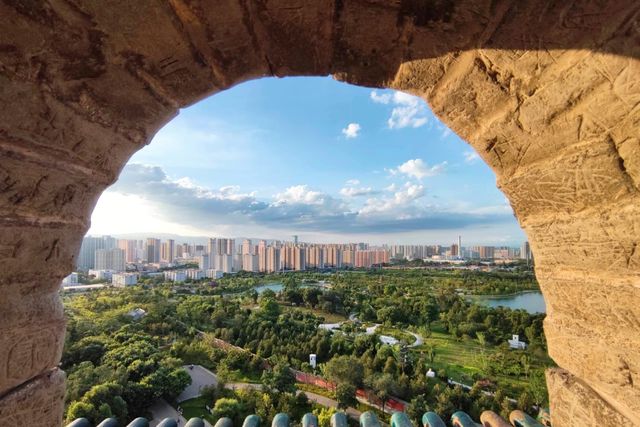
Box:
[501,137,636,217]
[546,368,636,427]
[0,225,84,287]
[0,368,65,427]
[523,198,640,273]
[0,325,65,395]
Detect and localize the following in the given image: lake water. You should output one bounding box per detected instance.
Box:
[254,282,325,294]
[255,283,285,293]
[470,291,546,314]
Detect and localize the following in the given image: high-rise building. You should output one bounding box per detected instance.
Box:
[197,254,210,270]
[458,235,462,258]
[161,239,175,263]
[294,247,306,271]
[258,240,268,272]
[307,246,324,268]
[95,248,126,271]
[266,246,280,273]
[78,236,104,270]
[117,239,138,263]
[521,241,532,263]
[242,239,253,256]
[242,254,258,272]
[325,246,342,268]
[342,249,354,267]
[146,238,160,263]
[450,243,459,257]
[77,236,116,270]
[208,238,235,271]
[479,246,495,259]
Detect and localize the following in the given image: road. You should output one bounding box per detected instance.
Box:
[180,365,362,420]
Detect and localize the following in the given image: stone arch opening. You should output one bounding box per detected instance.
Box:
[0,1,638,426]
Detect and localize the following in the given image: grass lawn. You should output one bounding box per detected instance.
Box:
[412,331,542,396]
[297,382,336,398]
[178,396,216,424]
[288,306,348,323]
[223,368,263,383]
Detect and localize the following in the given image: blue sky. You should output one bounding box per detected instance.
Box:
[89,76,525,245]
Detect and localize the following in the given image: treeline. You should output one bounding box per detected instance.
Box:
[62,288,192,425]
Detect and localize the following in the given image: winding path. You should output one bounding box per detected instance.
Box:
[178,365,363,421]
[325,315,424,347]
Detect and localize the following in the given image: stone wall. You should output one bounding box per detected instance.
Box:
[0,1,638,425]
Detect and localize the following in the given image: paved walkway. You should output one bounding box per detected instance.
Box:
[149,399,187,427]
[181,365,363,420]
[178,365,219,402]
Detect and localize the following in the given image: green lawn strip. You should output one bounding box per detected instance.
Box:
[297,382,336,399]
[178,396,216,424]
[223,368,263,383]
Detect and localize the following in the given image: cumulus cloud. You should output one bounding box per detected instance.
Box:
[339,179,379,198]
[342,123,361,138]
[359,182,426,216]
[463,150,480,164]
[370,91,392,104]
[104,163,516,235]
[339,186,378,198]
[389,159,447,180]
[371,90,429,129]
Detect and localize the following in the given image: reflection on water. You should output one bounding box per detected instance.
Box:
[470,291,546,314]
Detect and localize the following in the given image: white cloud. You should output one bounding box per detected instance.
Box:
[340,179,379,198]
[342,123,361,138]
[371,90,429,129]
[370,91,392,104]
[390,159,447,180]
[463,150,480,164]
[94,163,518,236]
[340,186,377,197]
[274,185,327,205]
[359,182,426,216]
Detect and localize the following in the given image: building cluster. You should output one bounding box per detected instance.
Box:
[385,237,532,262]
[69,235,533,286]
[225,240,390,273]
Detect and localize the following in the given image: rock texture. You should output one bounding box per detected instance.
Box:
[0,1,638,426]
[0,369,65,427]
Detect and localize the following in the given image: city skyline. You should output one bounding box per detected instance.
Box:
[76,234,531,277]
[89,76,525,245]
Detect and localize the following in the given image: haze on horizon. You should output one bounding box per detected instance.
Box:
[89,77,526,247]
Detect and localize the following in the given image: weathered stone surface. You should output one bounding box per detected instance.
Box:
[0,369,65,427]
[0,224,87,287]
[0,291,65,396]
[547,368,635,426]
[0,0,638,425]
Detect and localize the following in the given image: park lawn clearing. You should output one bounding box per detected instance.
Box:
[179,396,216,424]
[288,306,348,324]
[412,331,542,394]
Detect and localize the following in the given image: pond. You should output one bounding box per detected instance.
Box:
[469,291,546,314]
[255,282,285,294]
[254,282,326,294]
